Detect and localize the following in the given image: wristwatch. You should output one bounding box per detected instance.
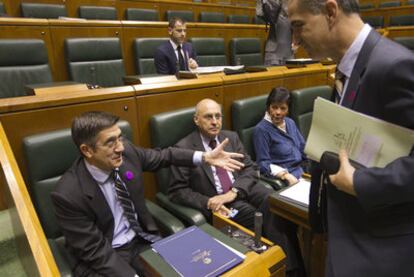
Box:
[231,187,242,199]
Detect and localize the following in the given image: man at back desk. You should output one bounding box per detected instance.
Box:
[154,17,198,75]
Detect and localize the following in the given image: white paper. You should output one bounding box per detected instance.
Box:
[279,179,310,206]
[190,65,244,74]
[305,98,414,167]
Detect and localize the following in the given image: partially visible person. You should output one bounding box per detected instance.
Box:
[51,111,243,277]
[154,17,198,74]
[287,0,414,275]
[169,99,306,277]
[256,0,294,65]
[253,87,306,185]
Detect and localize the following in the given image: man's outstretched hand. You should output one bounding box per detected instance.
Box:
[203,138,244,171]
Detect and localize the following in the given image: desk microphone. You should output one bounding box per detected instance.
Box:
[254,212,263,248]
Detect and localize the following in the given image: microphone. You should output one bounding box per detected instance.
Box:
[254,212,263,248]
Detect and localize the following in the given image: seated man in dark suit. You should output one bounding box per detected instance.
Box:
[154,17,198,74]
[51,111,244,277]
[168,99,306,277]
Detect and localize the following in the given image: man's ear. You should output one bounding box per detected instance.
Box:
[193,115,199,127]
[80,144,93,158]
[325,0,339,27]
[168,27,173,36]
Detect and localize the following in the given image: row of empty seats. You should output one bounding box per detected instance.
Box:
[362,14,414,27]
[360,0,414,9]
[1,3,264,24]
[0,37,263,98]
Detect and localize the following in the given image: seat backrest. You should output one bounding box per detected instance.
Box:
[165,10,194,22]
[406,0,414,5]
[78,5,117,20]
[253,16,265,24]
[0,2,5,14]
[389,14,414,26]
[150,107,196,193]
[125,8,159,21]
[290,85,332,139]
[359,3,375,9]
[230,37,263,66]
[199,12,225,23]
[0,39,52,98]
[379,1,401,7]
[134,38,169,75]
[231,95,267,160]
[189,38,227,66]
[362,15,384,28]
[228,14,250,24]
[21,3,67,19]
[65,38,125,87]
[393,36,414,50]
[22,121,132,239]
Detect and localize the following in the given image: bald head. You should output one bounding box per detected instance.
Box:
[194,99,222,139]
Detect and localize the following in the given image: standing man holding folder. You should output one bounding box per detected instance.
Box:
[154,17,198,75]
[287,0,414,276]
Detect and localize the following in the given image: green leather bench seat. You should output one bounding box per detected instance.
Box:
[0,39,52,98]
[230,38,263,66]
[134,38,169,75]
[150,107,207,226]
[199,12,226,23]
[21,3,67,19]
[379,1,401,7]
[393,36,414,50]
[389,14,414,26]
[165,10,194,22]
[228,14,250,24]
[125,8,159,21]
[190,37,227,66]
[65,38,125,87]
[78,5,117,20]
[362,15,384,28]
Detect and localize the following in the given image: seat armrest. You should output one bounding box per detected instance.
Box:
[155,193,207,226]
[145,199,185,236]
[259,175,288,191]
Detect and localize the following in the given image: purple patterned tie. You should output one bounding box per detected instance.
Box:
[209,139,232,193]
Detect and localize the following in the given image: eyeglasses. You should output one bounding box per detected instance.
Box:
[97,135,124,150]
[202,114,222,121]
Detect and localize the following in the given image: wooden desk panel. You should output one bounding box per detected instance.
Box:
[386,26,414,38]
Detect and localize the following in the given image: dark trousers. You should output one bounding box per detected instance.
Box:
[229,184,306,276]
[115,236,152,277]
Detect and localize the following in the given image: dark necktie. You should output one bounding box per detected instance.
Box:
[176,45,186,71]
[113,170,161,243]
[333,70,346,104]
[208,139,232,193]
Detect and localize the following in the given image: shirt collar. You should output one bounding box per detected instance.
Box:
[169,39,182,51]
[84,160,113,185]
[199,132,218,146]
[337,24,371,78]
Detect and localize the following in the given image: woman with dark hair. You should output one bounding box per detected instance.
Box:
[253,87,306,185]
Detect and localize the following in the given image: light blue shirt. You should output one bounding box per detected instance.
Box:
[199,133,235,194]
[84,161,136,248]
[337,24,372,105]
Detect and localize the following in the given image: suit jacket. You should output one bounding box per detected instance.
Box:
[310,29,414,276]
[51,140,194,277]
[154,41,197,75]
[168,130,258,219]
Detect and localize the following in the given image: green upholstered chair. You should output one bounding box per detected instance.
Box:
[22,121,185,276]
[359,3,375,9]
[389,14,414,26]
[290,85,332,140]
[231,95,285,190]
[406,0,414,5]
[150,107,208,226]
[189,37,227,66]
[393,36,414,50]
[199,12,226,23]
[65,38,125,87]
[21,3,67,19]
[165,10,194,22]
[228,14,250,24]
[230,37,263,66]
[362,15,384,28]
[78,5,117,20]
[379,1,401,7]
[0,39,52,98]
[125,8,159,21]
[134,38,168,75]
[0,2,5,14]
[253,16,266,24]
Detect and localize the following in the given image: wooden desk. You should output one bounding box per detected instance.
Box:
[140,223,286,277]
[269,191,326,277]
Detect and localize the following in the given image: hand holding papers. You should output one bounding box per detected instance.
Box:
[305,98,414,167]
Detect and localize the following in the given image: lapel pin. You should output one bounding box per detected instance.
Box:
[124,171,134,181]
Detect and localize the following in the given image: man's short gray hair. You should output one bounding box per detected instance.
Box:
[293,0,360,14]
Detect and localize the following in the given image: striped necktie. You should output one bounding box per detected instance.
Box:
[334,70,346,103]
[209,139,232,193]
[177,45,186,71]
[113,170,161,243]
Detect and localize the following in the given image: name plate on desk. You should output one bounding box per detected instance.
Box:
[152,226,244,277]
[25,82,88,96]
